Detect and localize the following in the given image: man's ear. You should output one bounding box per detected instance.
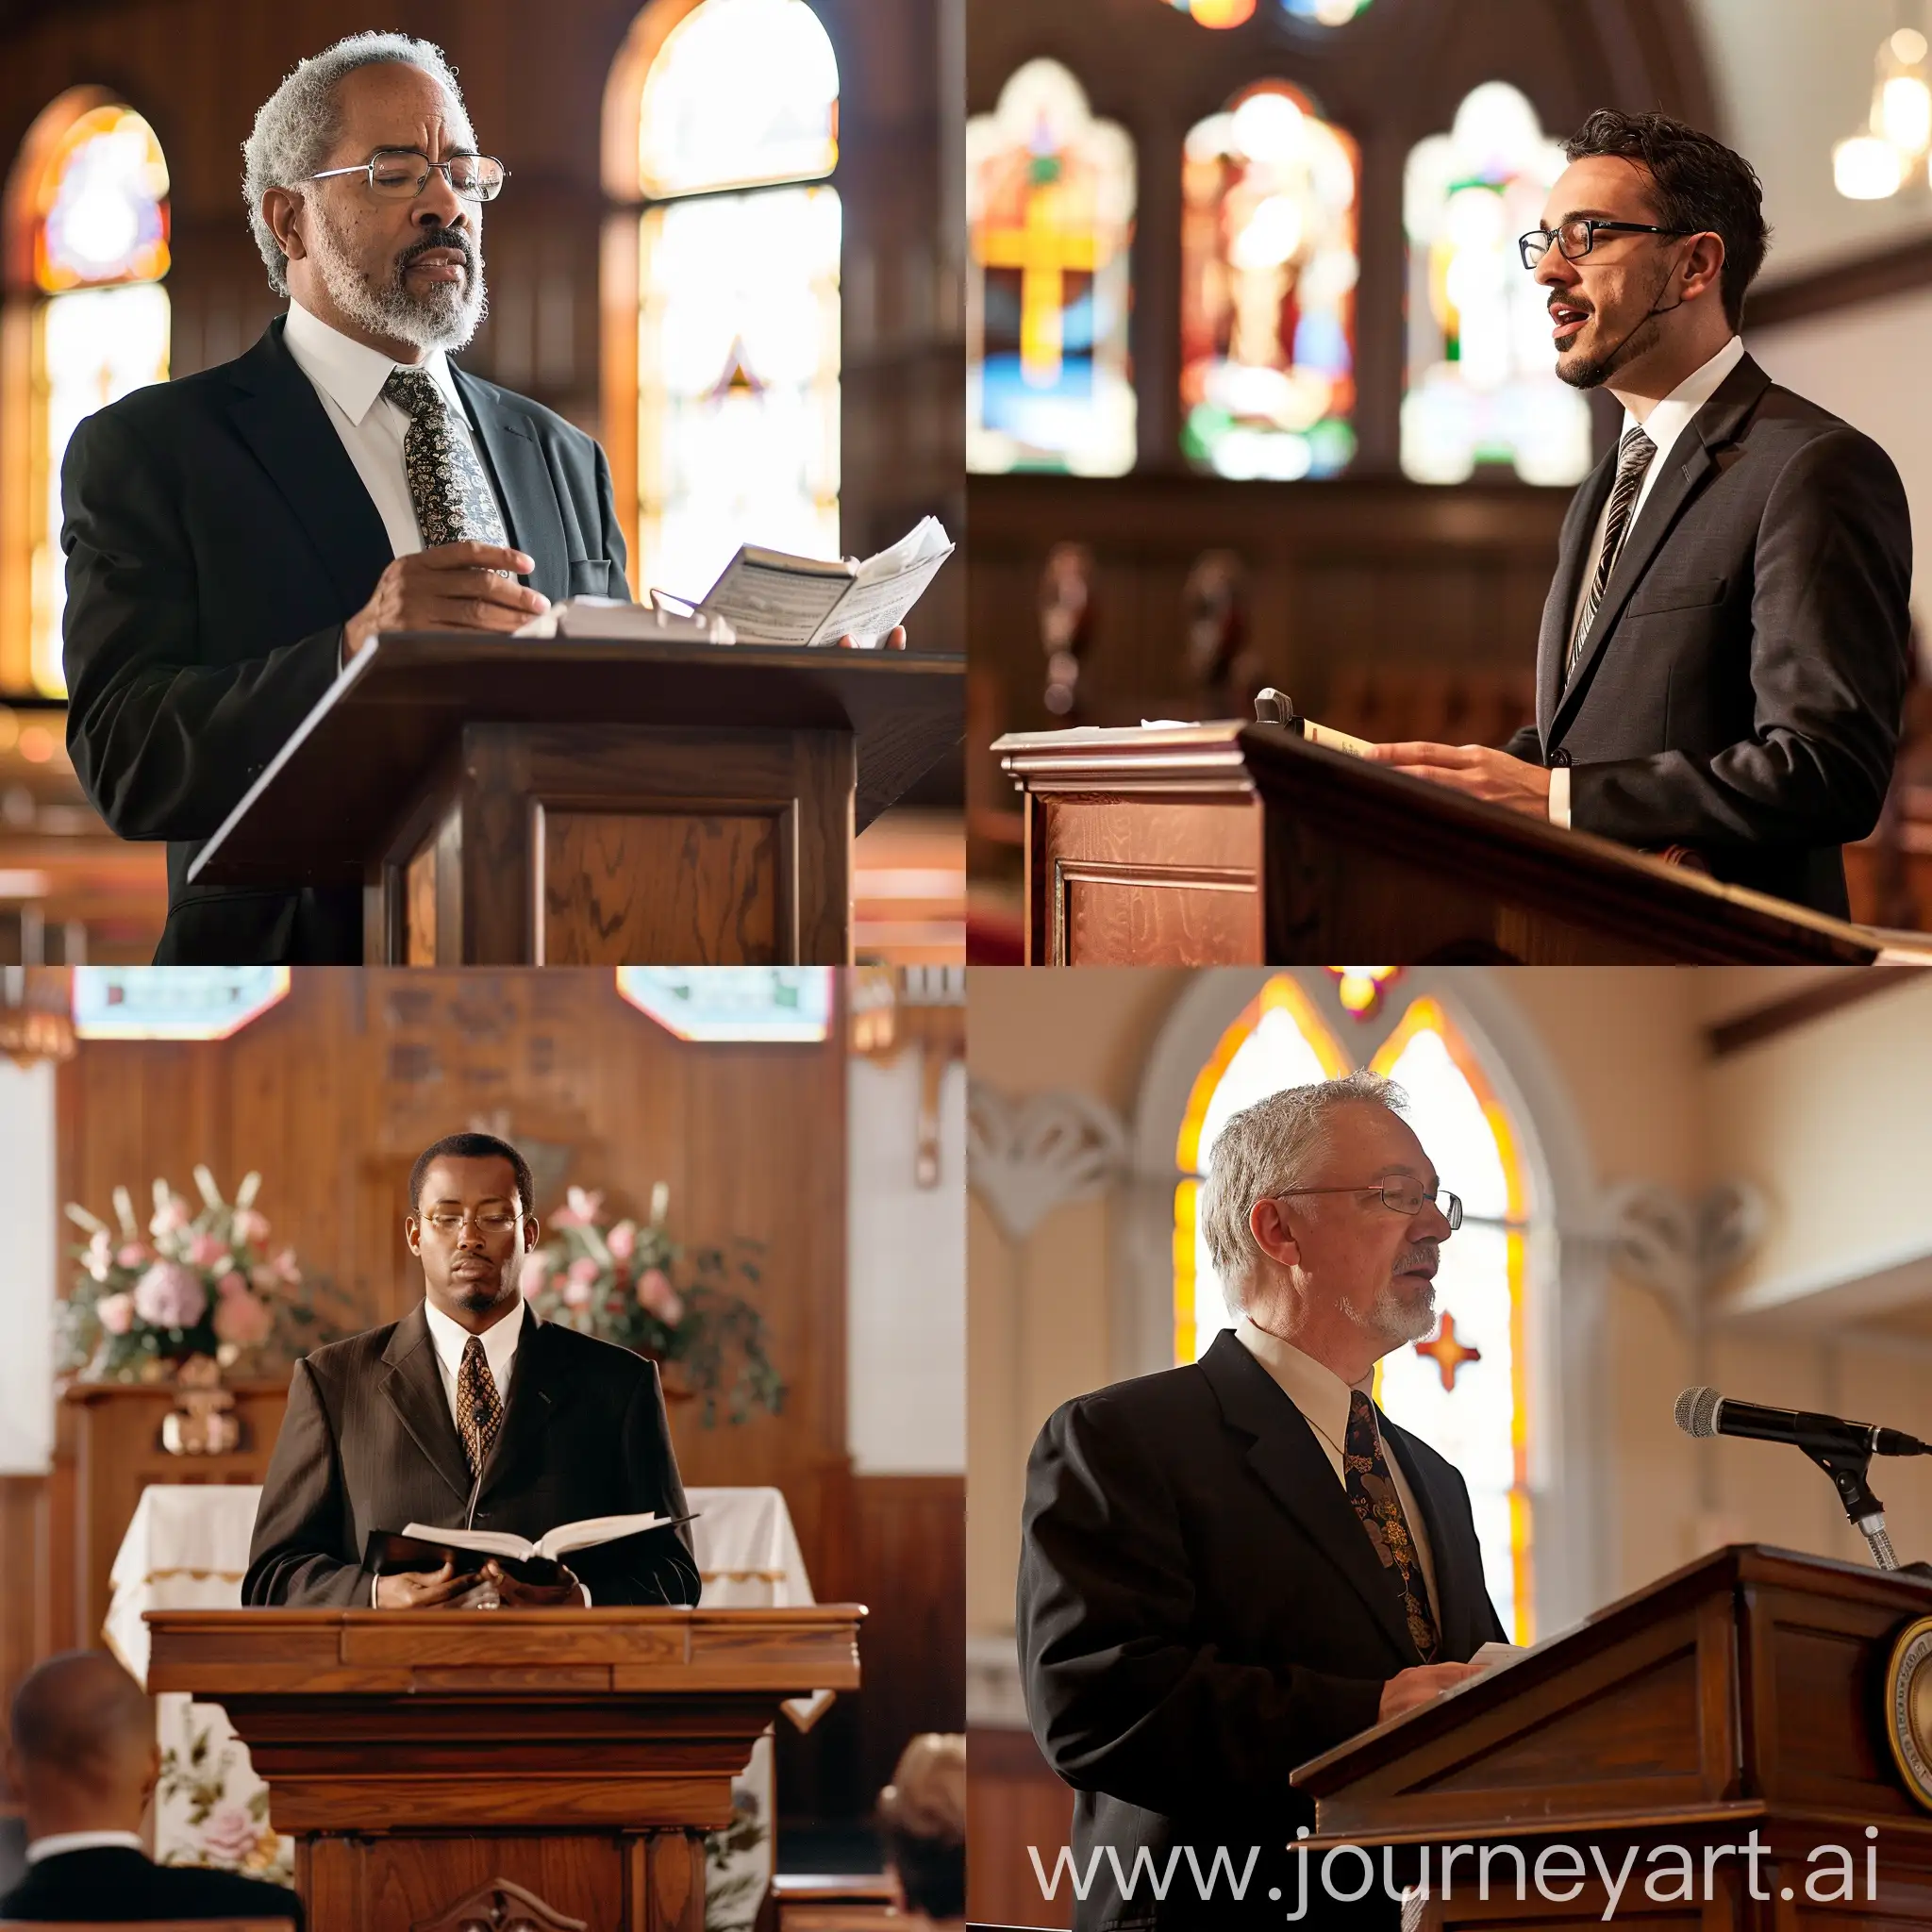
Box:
[523,1216,541,1253]
[1679,230,1726,307]
[403,1214,422,1257]
[262,187,307,264]
[1249,1196,1301,1271]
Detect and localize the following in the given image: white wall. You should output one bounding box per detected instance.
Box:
[847,1053,966,1474]
[0,1058,57,1474]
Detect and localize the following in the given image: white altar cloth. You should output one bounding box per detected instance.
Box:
[107,1483,824,1930]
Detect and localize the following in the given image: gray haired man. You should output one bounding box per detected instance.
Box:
[1018,1071,1505,1929]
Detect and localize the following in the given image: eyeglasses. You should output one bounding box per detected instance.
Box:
[422,1208,521,1234]
[1272,1179,1463,1230]
[309,149,508,203]
[1519,218,1691,271]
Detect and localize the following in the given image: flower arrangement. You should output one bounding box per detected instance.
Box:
[60,1169,344,1383]
[523,1182,783,1424]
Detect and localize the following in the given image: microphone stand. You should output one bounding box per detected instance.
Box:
[1799,1441,1932,1580]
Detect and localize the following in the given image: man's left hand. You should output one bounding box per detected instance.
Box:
[835,627,908,650]
[480,1557,585,1607]
[1362,742,1553,819]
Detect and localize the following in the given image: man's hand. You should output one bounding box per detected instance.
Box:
[834,627,908,650]
[480,1557,585,1607]
[374,1559,469,1609]
[344,542,550,659]
[1378,1661,1487,1724]
[1362,742,1553,819]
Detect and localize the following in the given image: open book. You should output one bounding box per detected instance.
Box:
[513,598,735,644]
[687,516,954,646]
[365,1510,693,1579]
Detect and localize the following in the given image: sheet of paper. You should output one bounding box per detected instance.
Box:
[700,553,853,644]
[1471,1641,1529,1670]
[806,546,953,645]
[851,514,951,585]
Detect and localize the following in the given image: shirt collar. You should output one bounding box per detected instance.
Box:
[1233,1315,1375,1454]
[25,1830,146,1866]
[1616,333,1745,473]
[423,1296,525,1386]
[284,297,463,427]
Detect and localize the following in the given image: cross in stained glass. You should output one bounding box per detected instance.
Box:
[1412,1310,1481,1391]
[976,135,1099,390]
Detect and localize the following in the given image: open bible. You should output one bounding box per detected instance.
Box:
[364,1509,694,1582]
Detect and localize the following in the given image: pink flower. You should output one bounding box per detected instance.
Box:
[132,1261,207,1330]
[116,1243,151,1269]
[198,1802,259,1866]
[212,1291,273,1347]
[561,1274,594,1309]
[186,1231,223,1268]
[607,1221,638,1261]
[218,1271,249,1299]
[567,1256,600,1286]
[233,1208,270,1244]
[520,1263,549,1300]
[149,1195,191,1237]
[96,1293,134,1335]
[636,1268,683,1324]
[552,1186,604,1230]
[274,1248,301,1284]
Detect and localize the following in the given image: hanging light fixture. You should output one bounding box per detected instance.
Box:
[1836,18,1932,200]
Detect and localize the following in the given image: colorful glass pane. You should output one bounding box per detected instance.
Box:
[637,184,841,597]
[1281,0,1373,20]
[1181,83,1358,480]
[638,0,838,198]
[1401,82,1591,487]
[35,283,170,695]
[968,60,1135,476]
[33,104,169,293]
[1166,0,1257,25]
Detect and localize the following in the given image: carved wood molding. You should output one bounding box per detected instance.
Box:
[414,1876,589,1932]
[967,1082,1127,1241]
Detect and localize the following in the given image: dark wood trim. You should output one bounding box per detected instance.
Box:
[1705,968,1924,1058]
[1747,231,1932,331]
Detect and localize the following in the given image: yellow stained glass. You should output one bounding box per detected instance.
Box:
[33,104,169,293]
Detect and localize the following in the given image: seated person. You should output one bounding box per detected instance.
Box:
[876,1733,965,1932]
[0,1651,302,1925]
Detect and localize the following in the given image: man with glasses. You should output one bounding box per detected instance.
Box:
[245,1130,700,1609]
[1369,110,1912,924]
[1019,1071,1502,1929]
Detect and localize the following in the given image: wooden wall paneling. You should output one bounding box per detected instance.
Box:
[966,1727,1074,1932]
[0,1472,51,1807]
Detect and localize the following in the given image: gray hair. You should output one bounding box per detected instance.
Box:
[1198,1070,1407,1313]
[242,33,472,295]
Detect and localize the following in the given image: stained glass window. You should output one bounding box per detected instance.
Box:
[1401,82,1590,488]
[968,61,1135,476]
[629,0,840,599]
[1181,83,1358,480]
[1281,0,1373,20]
[11,101,170,696]
[1174,975,1536,1641]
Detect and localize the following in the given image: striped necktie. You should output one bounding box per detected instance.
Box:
[1565,425,1657,685]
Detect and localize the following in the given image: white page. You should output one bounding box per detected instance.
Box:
[806,546,954,645]
[699,550,854,644]
[401,1510,673,1564]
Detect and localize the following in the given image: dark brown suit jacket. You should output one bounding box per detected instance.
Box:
[1505,354,1913,918]
[243,1303,699,1608]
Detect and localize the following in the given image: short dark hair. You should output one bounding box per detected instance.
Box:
[408,1132,535,1218]
[1563,109,1770,328]
[886,1828,966,1922]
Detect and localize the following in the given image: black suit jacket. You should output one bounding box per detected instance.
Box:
[1503,354,1913,919]
[0,1844,302,1924]
[60,316,631,965]
[243,1304,700,1608]
[1017,1332,1504,1932]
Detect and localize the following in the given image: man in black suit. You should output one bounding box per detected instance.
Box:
[1019,1072,1501,1930]
[60,32,898,966]
[0,1650,301,1924]
[1369,111,1912,921]
[244,1130,699,1610]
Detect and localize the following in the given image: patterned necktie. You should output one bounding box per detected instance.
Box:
[1342,1389,1441,1663]
[380,366,508,552]
[456,1335,504,1477]
[1565,425,1657,684]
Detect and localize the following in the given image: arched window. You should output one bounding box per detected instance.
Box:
[1181,82,1359,479]
[2,92,170,696]
[1174,972,1536,1639]
[967,60,1136,476]
[603,0,841,598]
[1400,81,1590,487]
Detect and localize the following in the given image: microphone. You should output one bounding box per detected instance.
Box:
[1674,1386,1931,1459]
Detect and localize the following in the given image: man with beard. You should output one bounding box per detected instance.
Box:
[59,34,897,964]
[244,1130,700,1609]
[1018,1072,1501,1930]
[1367,111,1912,921]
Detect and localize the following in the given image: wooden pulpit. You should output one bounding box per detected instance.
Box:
[994,723,1910,965]
[1291,1544,1932,1928]
[146,1605,864,1932]
[186,636,963,965]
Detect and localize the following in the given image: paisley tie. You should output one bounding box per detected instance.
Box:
[381,366,508,552]
[456,1335,504,1477]
[1342,1389,1441,1662]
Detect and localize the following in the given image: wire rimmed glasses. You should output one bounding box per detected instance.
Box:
[309,149,508,203]
[1271,1178,1463,1229]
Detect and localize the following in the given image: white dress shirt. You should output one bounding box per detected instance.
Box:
[25,1829,147,1866]
[281,297,505,560]
[1548,333,1747,827]
[1233,1315,1441,1623]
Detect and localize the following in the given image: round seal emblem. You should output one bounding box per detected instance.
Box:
[1885,1616,1932,1809]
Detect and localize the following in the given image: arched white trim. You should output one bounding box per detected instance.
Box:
[1127,968,1612,1633]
